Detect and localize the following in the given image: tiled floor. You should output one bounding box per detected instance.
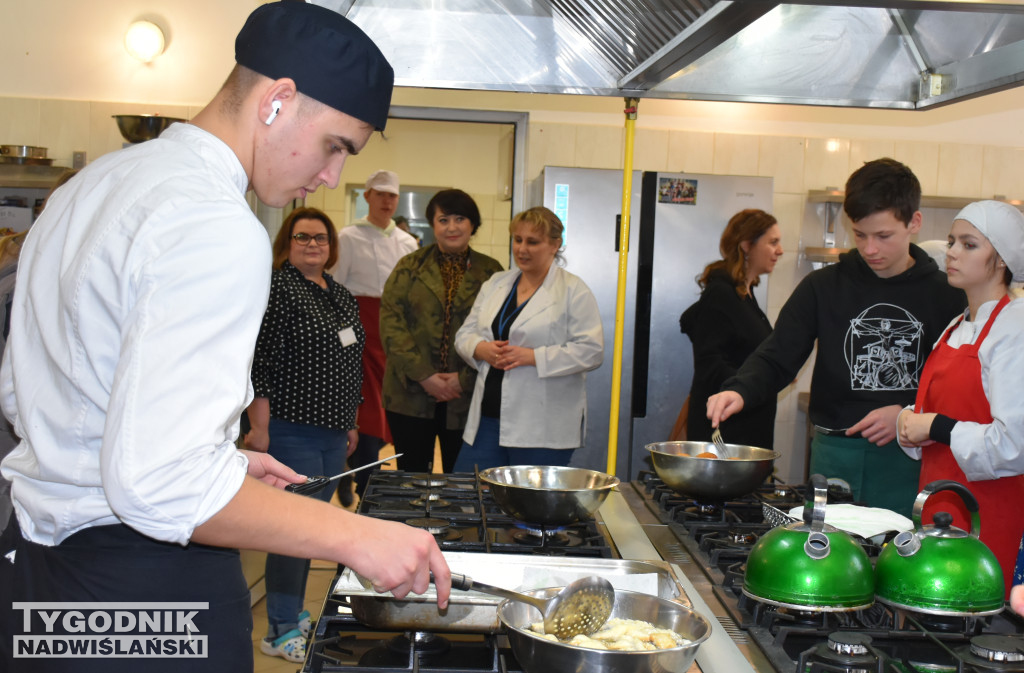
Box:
[251,442,437,672]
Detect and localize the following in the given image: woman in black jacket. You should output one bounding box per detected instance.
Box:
[679,209,783,449]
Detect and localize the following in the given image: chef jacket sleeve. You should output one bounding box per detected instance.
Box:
[949,308,1024,481]
[101,198,272,545]
[534,279,603,378]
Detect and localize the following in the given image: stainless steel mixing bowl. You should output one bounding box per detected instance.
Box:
[478,465,619,526]
[646,441,779,502]
[113,115,187,144]
[498,588,712,673]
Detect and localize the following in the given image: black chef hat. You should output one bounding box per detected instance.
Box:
[235,1,394,131]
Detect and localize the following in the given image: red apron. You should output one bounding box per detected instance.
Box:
[915,294,1024,596]
[355,296,392,443]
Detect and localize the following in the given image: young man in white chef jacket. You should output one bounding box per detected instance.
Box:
[0,3,450,671]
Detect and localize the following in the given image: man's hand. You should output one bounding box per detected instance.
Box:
[848,405,903,445]
[706,391,744,428]
[419,373,462,401]
[239,449,305,489]
[346,429,359,457]
[898,410,937,447]
[349,517,452,609]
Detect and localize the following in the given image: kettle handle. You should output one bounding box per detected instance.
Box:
[800,474,831,559]
[802,473,829,532]
[912,480,981,538]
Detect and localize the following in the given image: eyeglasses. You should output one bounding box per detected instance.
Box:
[292,232,329,246]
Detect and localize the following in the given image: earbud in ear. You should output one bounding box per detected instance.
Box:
[265,101,282,126]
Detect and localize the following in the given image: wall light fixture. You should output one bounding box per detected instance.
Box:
[124,20,166,63]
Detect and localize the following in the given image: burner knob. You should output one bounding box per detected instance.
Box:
[827,633,871,656]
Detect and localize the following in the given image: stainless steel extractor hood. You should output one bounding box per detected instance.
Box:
[317,0,1024,109]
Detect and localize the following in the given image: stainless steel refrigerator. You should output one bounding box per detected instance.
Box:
[536,168,773,478]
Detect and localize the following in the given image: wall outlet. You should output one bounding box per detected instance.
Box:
[72,151,86,169]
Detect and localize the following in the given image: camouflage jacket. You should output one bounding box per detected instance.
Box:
[380,244,503,428]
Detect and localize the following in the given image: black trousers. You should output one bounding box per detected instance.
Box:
[0,513,252,672]
[386,405,463,474]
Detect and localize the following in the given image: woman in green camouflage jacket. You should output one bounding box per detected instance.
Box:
[380,189,503,473]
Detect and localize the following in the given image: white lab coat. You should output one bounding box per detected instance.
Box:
[455,263,603,448]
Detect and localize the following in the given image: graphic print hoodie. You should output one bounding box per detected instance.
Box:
[723,244,966,430]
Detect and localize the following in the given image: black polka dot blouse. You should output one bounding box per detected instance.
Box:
[251,261,365,430]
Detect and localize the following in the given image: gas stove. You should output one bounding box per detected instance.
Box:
[354,469,614,557]
[624,471,1024,673]
[300,469,707,673]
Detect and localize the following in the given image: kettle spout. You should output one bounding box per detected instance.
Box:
[804,531,831,559]
[894,530,921,557]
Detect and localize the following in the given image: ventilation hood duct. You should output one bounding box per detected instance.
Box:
[317,0,1024,109]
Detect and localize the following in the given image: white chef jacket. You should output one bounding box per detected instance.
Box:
[898,296,1024,480]
[0,123,271,546]
[455,264,603,449]
[331,218,418,297]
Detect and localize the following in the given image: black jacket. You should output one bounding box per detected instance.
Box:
[723,244,967,430]
[680,268,775,448]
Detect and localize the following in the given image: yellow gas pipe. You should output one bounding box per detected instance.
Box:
[606,98,638,476]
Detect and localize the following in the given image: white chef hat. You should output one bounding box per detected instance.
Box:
[954,200,1024,282]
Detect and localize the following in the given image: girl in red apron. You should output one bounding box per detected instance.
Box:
[898,200,1024,597]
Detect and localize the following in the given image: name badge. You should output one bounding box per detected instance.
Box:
[339,327,357,347]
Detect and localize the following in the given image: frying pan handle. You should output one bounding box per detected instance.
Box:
[912,480,981,538]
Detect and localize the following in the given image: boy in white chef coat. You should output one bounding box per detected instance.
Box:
[0,3,450,671]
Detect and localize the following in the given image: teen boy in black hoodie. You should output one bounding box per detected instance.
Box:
[707,158,966,516]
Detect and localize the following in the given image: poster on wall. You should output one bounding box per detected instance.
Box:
[657,177,698,205]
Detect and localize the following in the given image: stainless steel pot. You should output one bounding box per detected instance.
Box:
[113,115,186,144]
[743,474,875,611]
[478,466,619,526]
[875,480,1004,615]
[646,441,779,501]
[0,145,47,159]
[498,588,711,673]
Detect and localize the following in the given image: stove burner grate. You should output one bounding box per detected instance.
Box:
[797,632,888,673]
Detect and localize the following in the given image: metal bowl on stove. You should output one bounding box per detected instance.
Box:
[498,588,711,673]
[479,466,619,526]
[113,114,186,144]
[646,441,779,502]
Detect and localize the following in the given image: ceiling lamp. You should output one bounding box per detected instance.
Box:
[124,20,166,63]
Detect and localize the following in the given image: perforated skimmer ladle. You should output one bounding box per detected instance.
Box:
[436,572,614,640]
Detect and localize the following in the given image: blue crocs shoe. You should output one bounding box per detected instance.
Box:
[298,610,312,638]
[260,628,306,663]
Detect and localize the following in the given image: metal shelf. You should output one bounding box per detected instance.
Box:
[0,164,70,190]
[807,189,1023,210]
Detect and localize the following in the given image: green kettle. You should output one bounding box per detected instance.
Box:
[743,474,874,611]
[875,480,1004,615]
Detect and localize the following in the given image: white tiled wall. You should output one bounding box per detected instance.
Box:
[6,92,1023,482]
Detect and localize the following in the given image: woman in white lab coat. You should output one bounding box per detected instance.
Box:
[454,207,603,470]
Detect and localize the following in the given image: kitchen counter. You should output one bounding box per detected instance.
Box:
[598,489,766,673]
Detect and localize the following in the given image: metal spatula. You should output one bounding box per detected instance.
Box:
[438,572,614,640]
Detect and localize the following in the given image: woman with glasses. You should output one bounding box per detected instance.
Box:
[379,190,503,474]
[244,207,365,661]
